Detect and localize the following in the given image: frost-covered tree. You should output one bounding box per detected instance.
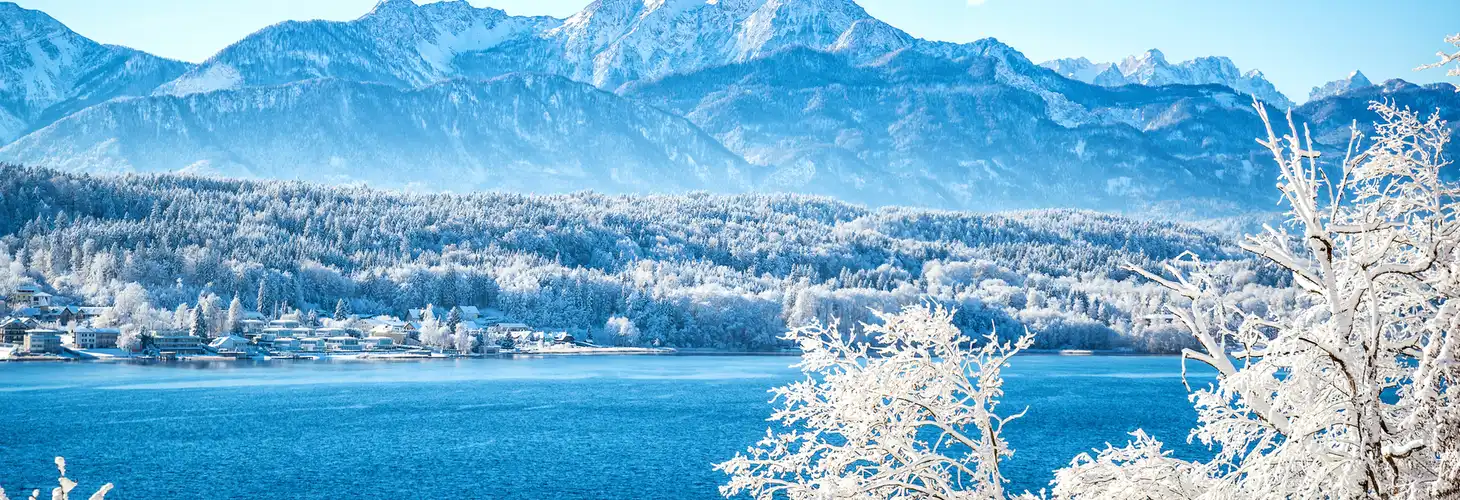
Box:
[333,298,350,321]
[418,308,448,350]
[718,304,1034,499]
[95,283,161,329]
[172,303,191,330]
[188,306,207,339]
[604,315,639,347]
[0,457,113,500]
[453,322,475,353]
[1055,101,1460,498]
[1419,33,1460,80]
[445,306,462,334]
[256,279,270,318]
[226,297,244,334]
[0,160,1262,352]
[198,293,223,337]
[116,325,144,353]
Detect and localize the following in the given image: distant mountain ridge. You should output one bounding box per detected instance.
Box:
[0,2,192,142]
[3,74,758,193]
[1309,70,1375,101]
[0,0,1452,216]
[153,0,560,96]
[1040,50,1294,109]
[621,47,1281,212]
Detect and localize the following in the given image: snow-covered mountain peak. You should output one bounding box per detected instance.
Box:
[1045,50,1293,108]
[1042,57,1121,85]
[1189,56,1240,73]
[362,0,508,24]
[541,0,905,87]
[154,0,555,96]
[0,2,191,142]
[641,0,715,15]
[0,2,71,41]
[367,0,420,16]
[1309,69,1375,101]
[1128,48,1167,66]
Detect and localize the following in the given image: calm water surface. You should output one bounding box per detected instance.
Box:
[0,355,1215,499]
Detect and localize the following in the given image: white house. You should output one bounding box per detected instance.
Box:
[488,323,533,337]
[315,327,357,339]
[298,337,326,352]
[153,334,206,354]
[363,315,407,333]
[7,284,41,306]
[325,336,362,352]
[72,328,120,349]
[362,336,394,350]
[369,328,408,345]
[30,292,52,308]
[238,319,267,335]
[272,337,301,351]
[268,319,301,329]
[23,329,62,354]
[209,335,253,352]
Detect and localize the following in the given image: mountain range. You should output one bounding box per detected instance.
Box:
[1040,50,1294,109]
[0,2,191,143]
[0,0,1455,216]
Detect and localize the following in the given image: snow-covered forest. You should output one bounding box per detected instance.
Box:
[720,36,1460,499]
[0,165,1292,351]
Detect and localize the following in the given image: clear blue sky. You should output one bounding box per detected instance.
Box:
[14,0,1459,102]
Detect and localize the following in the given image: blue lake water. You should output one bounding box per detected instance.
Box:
[0,355,1215,499]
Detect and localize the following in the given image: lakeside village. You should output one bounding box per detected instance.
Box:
[0,284,673,362]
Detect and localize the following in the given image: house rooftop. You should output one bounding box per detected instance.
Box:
[1,317,38,327]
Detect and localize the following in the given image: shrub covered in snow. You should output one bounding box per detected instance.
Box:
[718,304,1033,499]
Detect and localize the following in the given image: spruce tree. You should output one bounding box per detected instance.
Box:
[189,307,207,340]
[334,298,350,321]
[255,279,269,317]
[445,307,462,334]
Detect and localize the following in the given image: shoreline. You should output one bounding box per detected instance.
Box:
[2,348,1177,365]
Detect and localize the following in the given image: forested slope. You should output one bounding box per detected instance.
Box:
[0,166,1290,351]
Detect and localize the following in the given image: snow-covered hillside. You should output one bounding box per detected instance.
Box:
[490,0,925,87]
[153,0,559,96]
[3,0,1449,216]
[625,47,1280,213]
[0,2,192,142]
[2,75,758,193]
